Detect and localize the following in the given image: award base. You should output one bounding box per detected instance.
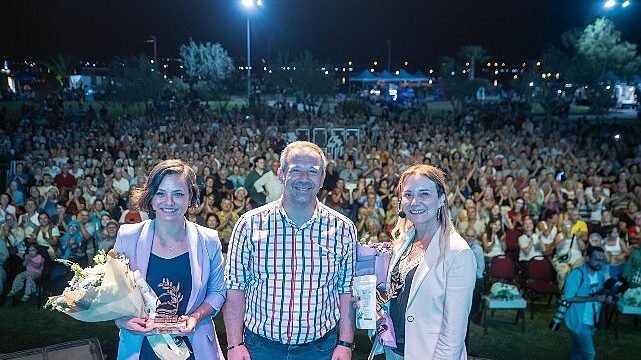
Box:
[148,317,187,332]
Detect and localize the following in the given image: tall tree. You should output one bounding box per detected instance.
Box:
[562,18,640,112]
[457,45,490,80]
[108,54,165,102]
[43,53,77,87]
[266,50,334,112]
[179,39,234,105]
[438,56,489,115]
[574,18,638,78]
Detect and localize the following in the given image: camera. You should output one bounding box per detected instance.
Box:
[598,278,627,298]
[549,278,627,331]
[549,299,570,331]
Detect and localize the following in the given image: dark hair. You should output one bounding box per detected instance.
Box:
[587,246,605,257]
[601,225,617,237]
[206,213,219,225]
[1,192,12,203]
[254,156,266,166]
[130,159,200,213]
[485,217,505,239]
[542,209,558,221]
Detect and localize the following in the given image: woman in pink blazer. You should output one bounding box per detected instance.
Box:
[377,165,476,360]
[113,160,226,359]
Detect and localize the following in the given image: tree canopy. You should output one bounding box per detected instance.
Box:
[108,54,165,102]
[179,39,234,101]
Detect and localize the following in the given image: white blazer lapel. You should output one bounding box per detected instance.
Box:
[406,228,442,308]
[185,222,204,313]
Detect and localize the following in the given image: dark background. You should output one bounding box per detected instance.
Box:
[2,0,640,67]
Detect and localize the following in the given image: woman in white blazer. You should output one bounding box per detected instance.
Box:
[378,164,476,360]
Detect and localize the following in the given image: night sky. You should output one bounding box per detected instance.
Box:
[2,0,640,68]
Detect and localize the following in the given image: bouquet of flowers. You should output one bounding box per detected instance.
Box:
[620,287,641,307]
[490,282,521,300]
[355,242,393,280]
[355,242,396,358]
[45,250,190,360]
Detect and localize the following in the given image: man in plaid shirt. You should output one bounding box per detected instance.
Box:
[224,141,357,360]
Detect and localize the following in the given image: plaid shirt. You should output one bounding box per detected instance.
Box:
[225,199,356,344]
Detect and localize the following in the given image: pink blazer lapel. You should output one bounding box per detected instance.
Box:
[185,222,204,313]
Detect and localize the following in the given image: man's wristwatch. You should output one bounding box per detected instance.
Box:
[337,340,355,350]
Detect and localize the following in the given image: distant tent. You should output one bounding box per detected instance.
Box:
[350,70,380,82]
[377,70,397,82]
[397,69,417,82]
[413,70,429,81]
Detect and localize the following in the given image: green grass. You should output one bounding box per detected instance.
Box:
[1,298,639,359]
[1,98,252,120]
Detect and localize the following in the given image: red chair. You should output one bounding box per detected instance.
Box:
[489,256,518,286]
[504,229,522,263]
[525,256,560,319]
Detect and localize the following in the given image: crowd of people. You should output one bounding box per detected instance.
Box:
[1,97,641,358]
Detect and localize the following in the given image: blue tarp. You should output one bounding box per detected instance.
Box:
[412,70,430,81]
[350,70,380,82]
[397,69,417,81]
[377,70,396,81]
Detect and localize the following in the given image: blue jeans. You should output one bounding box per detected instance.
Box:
[569,324,596,360]
[244,328,337,360]
[609,264,624,279]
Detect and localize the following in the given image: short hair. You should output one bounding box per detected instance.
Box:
[601,225,617,236]
[587,246,605,257]
[130,159,200,213]
[279,141,327,173]
[542,209,558,221]
[254,156,266,166]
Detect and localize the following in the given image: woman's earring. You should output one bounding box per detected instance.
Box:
[437,207,442,221]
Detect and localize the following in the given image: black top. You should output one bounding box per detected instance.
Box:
[389,259,419,356]
[140,252,195,360]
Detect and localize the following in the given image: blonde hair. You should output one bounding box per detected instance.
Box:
[391,164,454,265]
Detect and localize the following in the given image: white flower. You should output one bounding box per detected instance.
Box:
[621,288,641,307]
[45,251,129,310]
[490,282,521,300]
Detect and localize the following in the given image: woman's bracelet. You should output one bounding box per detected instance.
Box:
[227,342,245,351]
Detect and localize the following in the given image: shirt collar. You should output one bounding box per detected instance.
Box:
[276,199,321,230]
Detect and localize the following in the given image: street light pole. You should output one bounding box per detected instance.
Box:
[145,35,157,65]
[242,0,262,104]
[246,14,251,102]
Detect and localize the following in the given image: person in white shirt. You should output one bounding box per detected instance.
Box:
[537,210,559,256]
[0,193,17,221]
[518,217,544,261]
[112,168,131,196]
[69,160,85,179]
[253,160,283,203]
[43,158,61,178]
